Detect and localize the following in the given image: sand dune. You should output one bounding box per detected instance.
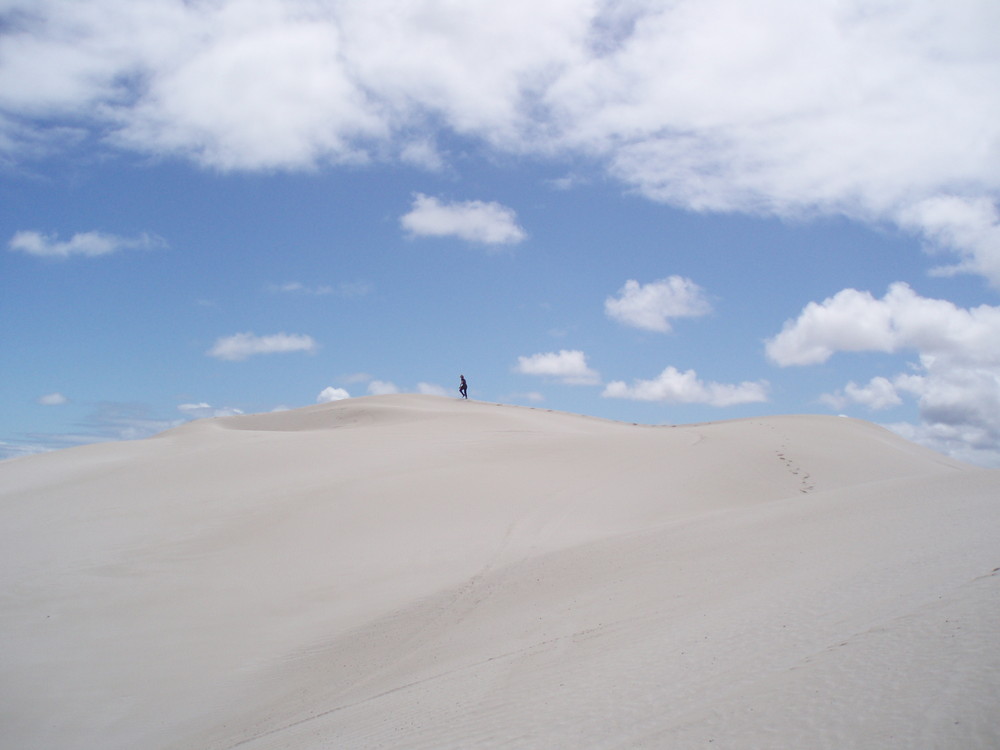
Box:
[1,394,998,749]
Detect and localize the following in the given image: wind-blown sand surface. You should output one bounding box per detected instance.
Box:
[2,394,998,749]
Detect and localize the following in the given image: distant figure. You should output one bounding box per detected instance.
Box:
[459,374,468,399]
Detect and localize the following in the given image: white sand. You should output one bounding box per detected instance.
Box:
[1,394,998,749]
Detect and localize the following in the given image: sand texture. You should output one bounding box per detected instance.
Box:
[1,394,998,749]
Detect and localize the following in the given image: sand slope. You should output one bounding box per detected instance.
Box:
[1,395,998,749]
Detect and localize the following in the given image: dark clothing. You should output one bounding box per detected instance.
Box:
[459,376,468,399]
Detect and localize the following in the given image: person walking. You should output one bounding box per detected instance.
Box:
[459,374,468,399]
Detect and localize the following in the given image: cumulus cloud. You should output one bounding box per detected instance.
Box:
[515,349,600,386]
[605,276,712,332]
[769,283,1000,463]
[9,230,165,258]
[3,1,998,281]
[317,387,350,403]
[766,283,1000,367]
[888,419,1000,469]
[603,366,769,406]
[206,332,317,361]
[400,194,526,245]
[820,377,903,411]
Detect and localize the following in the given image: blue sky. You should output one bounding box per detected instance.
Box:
[2,0,999,466]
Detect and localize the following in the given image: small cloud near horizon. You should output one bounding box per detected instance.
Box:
[417,382,449,397]
[177,403,244,418]
[515,350,601,386]
[367,380,400,395]
[317,387,351,403]
[603,366,769,407]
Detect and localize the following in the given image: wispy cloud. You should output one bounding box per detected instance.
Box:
[176,403,244,418]
[9,230,165,259]
[206,332,318,361]
[37,392,68,406]
[270,281,372,297]
[4,402,180,458]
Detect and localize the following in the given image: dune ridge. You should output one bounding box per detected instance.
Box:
[1,395,997,749]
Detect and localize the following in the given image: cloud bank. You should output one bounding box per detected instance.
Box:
[3,1,998,282]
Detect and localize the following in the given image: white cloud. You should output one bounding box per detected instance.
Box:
[887,420,1000,469]
[2,1,999,282]
[603,366,768,407]
[400,139,445,171]
[270,282,317,294]
[897,196,1000,289]
[769,283,1000,464]
[400,193,526,245]
[206,332,318,361]
[367,380,399,395]
[9,230,165,258]
[605,276,712,332]
[820,376,903,411]
[515,350,600,386]
[766,283,1000,367]
[270,280,372,297]
[317,387,350,403]
[417,382,449,397]
[37,392,68,406]
[892,358,1000,444]
[177,402,244,418]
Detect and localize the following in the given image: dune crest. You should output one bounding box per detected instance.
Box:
[2,395,997,749]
